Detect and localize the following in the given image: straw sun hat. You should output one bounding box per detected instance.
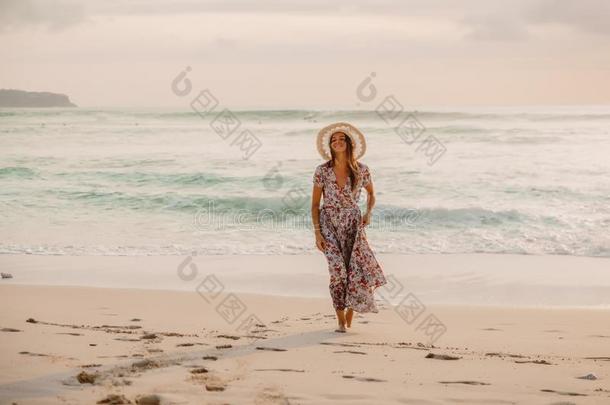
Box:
[316,122,366,161]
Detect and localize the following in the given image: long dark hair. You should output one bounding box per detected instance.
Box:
[328,132,361,195]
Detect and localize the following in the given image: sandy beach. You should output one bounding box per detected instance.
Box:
[1,255,610,404]
[3,1,610,403]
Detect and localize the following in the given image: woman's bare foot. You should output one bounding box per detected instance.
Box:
[346,308,354,328]
[334,308,347,332]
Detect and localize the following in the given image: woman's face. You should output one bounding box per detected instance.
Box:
[330,132,348,153]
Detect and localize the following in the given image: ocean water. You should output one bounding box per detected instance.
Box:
[1,106,609,257]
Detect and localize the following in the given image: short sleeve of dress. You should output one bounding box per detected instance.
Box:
[361,164,371,188]
[313,165,324,188]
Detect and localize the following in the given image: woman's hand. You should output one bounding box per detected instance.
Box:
[315,231,327,252]
[362,211,372,227]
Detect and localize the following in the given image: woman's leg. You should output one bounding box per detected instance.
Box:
[335,308,346,326]
[335,308,347,332]
[345,307,354,327]
[320,215,350,332]
[326,243,349,331]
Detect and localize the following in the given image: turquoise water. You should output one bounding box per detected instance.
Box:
[1,107,609,256]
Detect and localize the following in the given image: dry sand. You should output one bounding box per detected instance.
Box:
[1,283,610,404]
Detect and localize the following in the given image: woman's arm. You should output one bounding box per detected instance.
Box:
[311,184,323,233]
[363,181,375,226]
[311,184,326,251]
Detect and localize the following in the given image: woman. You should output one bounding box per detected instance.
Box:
[311,122,387,333]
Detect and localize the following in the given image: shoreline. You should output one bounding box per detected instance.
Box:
[2,253,610,309]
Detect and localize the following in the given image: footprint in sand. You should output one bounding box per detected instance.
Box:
[515,359,553,365]
[320,342,362,348]
[176,342,207,347]
[541,389,587,397]
[135,394,162,404]
[333,350,367,355]
[438,380,490,385]
[19,351,49,357]
[576,373,597,380]
[254,386,291,404]
[485,352,526,359]
[80,363,102,368]
[250,328,278,335]
[584,356,610,361]
[342,375,386,382]
[216,334,241,340]
[394,342,436,350]
[189,370,227,392]
[131,359,161,371]
[96,393,131,404]
[255,346,287,352]
[425,353,461,360]
[115,337,140,342]
[189,367,209,374]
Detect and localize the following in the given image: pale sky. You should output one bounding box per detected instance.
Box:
[1,0,609,108]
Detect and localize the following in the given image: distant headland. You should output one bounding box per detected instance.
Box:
[0,89,77,107]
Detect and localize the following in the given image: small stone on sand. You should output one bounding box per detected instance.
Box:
[77,371,97,384]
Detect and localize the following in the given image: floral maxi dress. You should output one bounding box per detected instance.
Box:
[313,160,387,313]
